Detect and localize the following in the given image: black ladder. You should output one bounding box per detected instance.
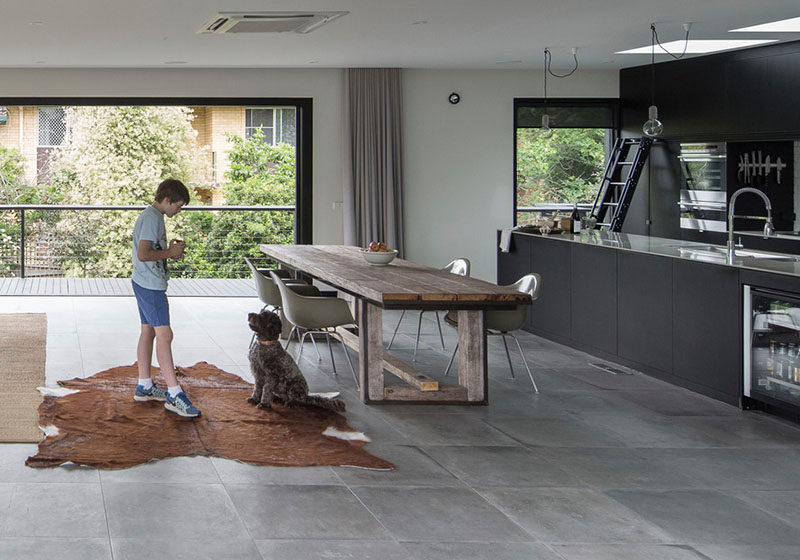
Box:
[588,136,653,232]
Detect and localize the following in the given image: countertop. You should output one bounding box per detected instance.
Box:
[510,229,800,278]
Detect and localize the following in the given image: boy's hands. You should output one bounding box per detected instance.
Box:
[168,239,186,260]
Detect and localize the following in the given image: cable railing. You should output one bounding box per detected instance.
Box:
[0,204,295,279]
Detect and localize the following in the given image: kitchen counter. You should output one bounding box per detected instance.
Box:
[511,230,800,277]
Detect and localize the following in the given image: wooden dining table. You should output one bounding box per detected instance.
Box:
[259,244,532,404]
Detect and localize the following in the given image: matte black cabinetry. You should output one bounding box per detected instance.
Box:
[570,244,617,354]
[617,252,673,374]
[497,233,744,405]
[672,261,741,399]
[529,236,571,337]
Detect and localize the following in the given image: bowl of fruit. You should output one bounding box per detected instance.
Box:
[361,242,398,266]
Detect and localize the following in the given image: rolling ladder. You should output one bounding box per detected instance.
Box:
[588,136,653,232]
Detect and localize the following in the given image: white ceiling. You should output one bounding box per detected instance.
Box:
[1,1,798,70]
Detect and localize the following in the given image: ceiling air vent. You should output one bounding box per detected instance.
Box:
[197,12,348,34]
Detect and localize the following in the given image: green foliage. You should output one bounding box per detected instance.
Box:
[0,147,65,275]
[516,128,605,207]
[172,130,296,278]
[46,106,208,277]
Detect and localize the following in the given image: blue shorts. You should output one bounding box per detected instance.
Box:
[132,281,170,327]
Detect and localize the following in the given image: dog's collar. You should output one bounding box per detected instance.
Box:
[258,340,280,345]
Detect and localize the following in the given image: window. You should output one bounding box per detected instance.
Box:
[514,99,618,225]
[38,106,67,147]
[245,107,297,145]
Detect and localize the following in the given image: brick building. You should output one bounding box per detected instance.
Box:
[0,105,296,205]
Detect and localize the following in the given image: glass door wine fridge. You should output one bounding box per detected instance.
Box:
[744,286,800,413]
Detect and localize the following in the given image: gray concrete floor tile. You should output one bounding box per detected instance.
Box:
[4,295,800,549]
[402,541,559,560]
[99,456,221,484]
[635,448,800,490]
[694,545,800,560]
[2,483,108,537]
[334,445,465,487]
[0,538,111,560]
[256,539,411,560]
[350,486,531,542]
[387,414,521,446]
[551,544,710,560]
[212,458,343,486]
[103,482,250,539]
[112,537,262,560]
[734,490,800,529]
[484,417,629,448]
[423,445,580,487]
[477,487,672,544]
[226,484,390,539]
[535,448,704,490]
[0,444,100,483]
[607,489,800,545]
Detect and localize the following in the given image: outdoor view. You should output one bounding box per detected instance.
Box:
[0,104,297,279]
[515,103,613,226]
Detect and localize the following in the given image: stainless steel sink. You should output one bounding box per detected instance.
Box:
[677,245,800,262]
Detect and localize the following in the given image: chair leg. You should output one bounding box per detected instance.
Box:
[510,333,538,393]
[284,326,297,350]
[434,311,446,350]
[333,329,359,389]
[501,334,516,380]
[413,310,424,361]
[444,342,459,376]
[325,332,337,375]
[297,331,310,362]
[386,310,406,350]
[310,332,323,361]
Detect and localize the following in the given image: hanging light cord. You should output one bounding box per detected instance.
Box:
[651,23,690,60]
[544,47,579,78]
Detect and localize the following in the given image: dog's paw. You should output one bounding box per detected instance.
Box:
[257,403,272,410]
[247,397,258,405]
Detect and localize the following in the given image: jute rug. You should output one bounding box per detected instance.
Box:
[26,361,394,470]
[0,313,47,443]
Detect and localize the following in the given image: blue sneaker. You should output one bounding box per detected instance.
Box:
[134,383,168,402]
[164,391,201,418]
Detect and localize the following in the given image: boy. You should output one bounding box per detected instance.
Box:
[131,178,201,417]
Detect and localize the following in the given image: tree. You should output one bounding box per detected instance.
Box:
[516,128,605,208]
[173,129,296,278]
[47,106,208,277]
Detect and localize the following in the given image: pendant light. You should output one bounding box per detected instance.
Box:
[642,24,664,138]
[539,48,553,139]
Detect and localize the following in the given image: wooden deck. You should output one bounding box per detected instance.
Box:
[0,277,256,297]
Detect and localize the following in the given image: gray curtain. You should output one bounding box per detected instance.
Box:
[343,68,404,255]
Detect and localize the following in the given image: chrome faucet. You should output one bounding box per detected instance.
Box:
[728,187,774,260]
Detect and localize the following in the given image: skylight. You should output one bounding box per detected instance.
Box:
[616,39,777,55]
[730,16,800,33]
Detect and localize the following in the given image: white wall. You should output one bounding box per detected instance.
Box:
[402,69,618,281]
[0,68,346,245]
[0,67,618,280]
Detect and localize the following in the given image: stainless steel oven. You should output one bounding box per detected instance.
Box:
[678,142,727,232]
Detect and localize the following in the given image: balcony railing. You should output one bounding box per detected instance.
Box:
[0,204,295,279]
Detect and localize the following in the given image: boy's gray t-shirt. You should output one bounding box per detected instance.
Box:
[132,205,169,291]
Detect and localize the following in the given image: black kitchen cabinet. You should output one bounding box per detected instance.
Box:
[570,244,617,354]
[617,251,673,374]
[529,236,572,337]
[497,232,530,287]
[672,260,741,400]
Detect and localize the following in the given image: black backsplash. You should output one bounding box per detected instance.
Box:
[727,141,794,231]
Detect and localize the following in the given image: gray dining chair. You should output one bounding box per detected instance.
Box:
[443,272,542,392]
[386,258,470,360]
[270,271,359,387]
[244,257,320,347]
